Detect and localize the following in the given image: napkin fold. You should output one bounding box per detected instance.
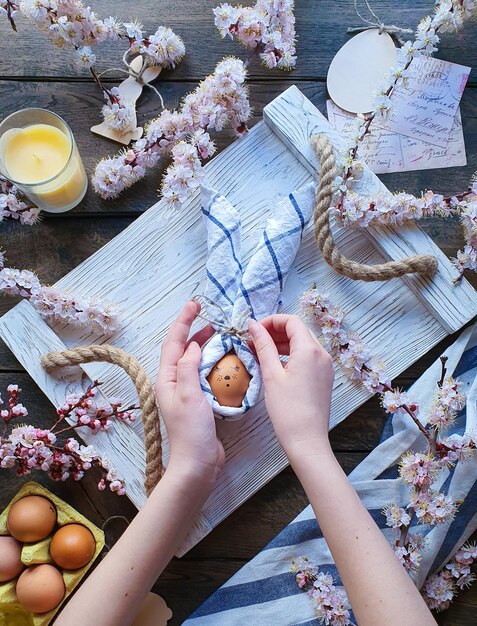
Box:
[199,183,315,419]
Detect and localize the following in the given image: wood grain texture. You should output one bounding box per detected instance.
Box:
[1,90,475,557]
[264,86,477,332]
[0,0,476,621]
[0,79,475,216]
[0,1,476,82]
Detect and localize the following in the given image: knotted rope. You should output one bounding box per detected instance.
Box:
[41,345,162,496]
[311,133,438,281]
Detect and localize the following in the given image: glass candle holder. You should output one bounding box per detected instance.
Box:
[0,108,88,213]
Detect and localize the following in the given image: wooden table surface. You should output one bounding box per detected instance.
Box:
[0,1,476,624]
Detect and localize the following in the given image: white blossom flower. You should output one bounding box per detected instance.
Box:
[9,425,38,448]
[102,87,135,132]
[423,571,456,610]
[382,503,411,528]
[77,45,96,68]
[123,20,144,41]
[93,57,250,205]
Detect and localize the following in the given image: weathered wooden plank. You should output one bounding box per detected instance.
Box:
[0,89,459,555]
[0,217,136,319]
[0,1,476,82]
[263,86,477,333]
[0,79,475,216]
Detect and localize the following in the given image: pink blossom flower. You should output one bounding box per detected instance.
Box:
[423,571,456,610]
[440,433,476,463]
[382,503,411,529]
[399,451,440,488]
[410,489,457,525]
[394,543,421,573]
[214,0,296,70]
[93,57,250,206]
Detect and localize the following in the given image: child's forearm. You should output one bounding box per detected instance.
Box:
[55,463,211,626]
[287,441,436,626]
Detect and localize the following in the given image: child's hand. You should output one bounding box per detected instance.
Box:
[156,301,225,486]
[248,314,334,459]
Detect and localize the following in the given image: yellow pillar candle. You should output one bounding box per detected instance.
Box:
[0,110,87,213]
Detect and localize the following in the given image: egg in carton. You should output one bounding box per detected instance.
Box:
[199,183,315,418]
[0,481,105,626]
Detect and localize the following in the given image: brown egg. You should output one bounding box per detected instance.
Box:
[7,496,56,542]
[0,535,24,582]
[207,352,251,408]
[50,523,96,570]
[16,564,65,613]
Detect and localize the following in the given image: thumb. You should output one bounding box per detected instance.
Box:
[248,319,282,379]
[176,341,202,391]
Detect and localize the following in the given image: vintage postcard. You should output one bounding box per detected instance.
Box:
[326,99,467,174]
[373,56,470,148]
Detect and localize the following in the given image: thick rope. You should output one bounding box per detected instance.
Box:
[41,345,162,496]
[311,134,438,281]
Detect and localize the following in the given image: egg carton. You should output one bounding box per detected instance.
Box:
[0,482,105,626]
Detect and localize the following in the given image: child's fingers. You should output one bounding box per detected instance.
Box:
[248,319,283,378]
[260,315,320,357]
[176,341,202,393]
[187,323,215,349]
[160,301,199,383]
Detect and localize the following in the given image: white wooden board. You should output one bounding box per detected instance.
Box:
[1,86,476,556]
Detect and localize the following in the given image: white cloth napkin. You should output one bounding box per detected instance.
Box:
[199,183,315,419]
[185,323,477,625]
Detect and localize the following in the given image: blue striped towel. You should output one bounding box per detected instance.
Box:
[199,183,315,419]
[185,322,477,624]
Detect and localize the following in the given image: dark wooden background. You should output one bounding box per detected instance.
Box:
[0,2,476,624]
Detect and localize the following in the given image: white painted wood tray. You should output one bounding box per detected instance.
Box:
[1,86,476,556]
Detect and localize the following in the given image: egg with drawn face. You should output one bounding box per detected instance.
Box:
[207,353,251,408]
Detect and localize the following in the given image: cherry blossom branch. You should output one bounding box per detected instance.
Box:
[422,542,477,611]
[213,0,296,70]
[0,0,18,30]
[0,251,118,334]
[92,57,250,207]
[0,381,136,494]
[0,176,41,226]
[333,181,477,282]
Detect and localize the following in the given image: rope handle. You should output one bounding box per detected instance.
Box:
[41,345,162,497]
[311,134,438,281]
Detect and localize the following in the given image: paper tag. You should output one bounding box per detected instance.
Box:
[327,29,397,114]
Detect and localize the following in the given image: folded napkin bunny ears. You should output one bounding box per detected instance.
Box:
[199,182,316,419]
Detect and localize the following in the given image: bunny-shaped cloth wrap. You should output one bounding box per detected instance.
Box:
[199,182,315,419]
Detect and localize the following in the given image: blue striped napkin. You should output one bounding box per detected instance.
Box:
[199,183,315,419]
[185,322,477,624]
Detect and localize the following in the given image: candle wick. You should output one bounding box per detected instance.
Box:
[32,153,41,162]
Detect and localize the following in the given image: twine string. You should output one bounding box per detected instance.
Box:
[192,294,252,346]
[348,0,413,44]
[41,345,162,497]
[97,52,165,110]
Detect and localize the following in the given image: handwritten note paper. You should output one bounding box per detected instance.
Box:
[326,99,467,174]
[373,56,470,148]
